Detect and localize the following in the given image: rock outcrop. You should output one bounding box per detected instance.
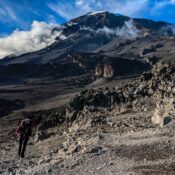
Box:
[2,62,175,175]
[66,62,175,128]
[95,64,103,77]
[103,64,114,78]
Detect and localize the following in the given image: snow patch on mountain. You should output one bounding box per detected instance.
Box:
[67,22,78,27]
[88,11,107,16]
[58,34,68,40]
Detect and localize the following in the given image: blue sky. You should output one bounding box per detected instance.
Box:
[0,0,175,36]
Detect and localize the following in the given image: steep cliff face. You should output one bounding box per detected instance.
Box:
[95,63,115,78]
[103,64,115,78]
[95,64,103,77]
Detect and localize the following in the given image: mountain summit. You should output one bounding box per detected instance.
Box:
[0,12,174,82]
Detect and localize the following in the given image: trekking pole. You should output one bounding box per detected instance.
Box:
[7,128,15,136]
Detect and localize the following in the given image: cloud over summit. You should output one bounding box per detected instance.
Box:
[96,20,140,39]
[80,20,140,39]
[0,21,61,59]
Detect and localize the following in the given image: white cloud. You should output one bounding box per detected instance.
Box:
[151,0,175,16]
[0,8,6,16]
[48,0,148,20]
[0,21,62,59]
[97,20,140,39]
[47,15,58,25]
[115,0,148,17]
[161,24,175,35]
[117,20,140,39]
[0,5,17,21]
[0,5,18,26]
[153,1,169,10]
[4,6,18,21]
[153,0,175,11]
[170,0,175,4]
[48,0,92,20]
[0,4,29,29]
[81,20,140,39]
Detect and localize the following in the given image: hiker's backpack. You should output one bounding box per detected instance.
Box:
[17,119,32,137]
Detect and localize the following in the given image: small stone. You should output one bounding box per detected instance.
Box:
[96,166,102,171]
[38,159,45,165]
[109,162,114,166]
[46,158,52,163]
[47,169,52,173]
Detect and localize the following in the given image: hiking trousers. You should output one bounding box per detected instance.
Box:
[18,136,29,158]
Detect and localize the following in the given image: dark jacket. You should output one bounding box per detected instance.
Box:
[16,119,32,138]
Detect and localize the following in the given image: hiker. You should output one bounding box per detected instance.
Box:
[16,119,32,158]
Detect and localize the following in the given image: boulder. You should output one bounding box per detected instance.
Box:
[35,129,49,142]
[103,64,114,78]
[95,64,103,77]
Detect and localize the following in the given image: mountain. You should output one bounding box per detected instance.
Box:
[0,11,174,83]
[1,12,175,174]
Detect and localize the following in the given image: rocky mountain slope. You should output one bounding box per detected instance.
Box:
[0,11,175,175]
[1,62,175,174]
[0,12,175,82]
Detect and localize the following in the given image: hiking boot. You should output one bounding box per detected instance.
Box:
[21,153,24,158]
